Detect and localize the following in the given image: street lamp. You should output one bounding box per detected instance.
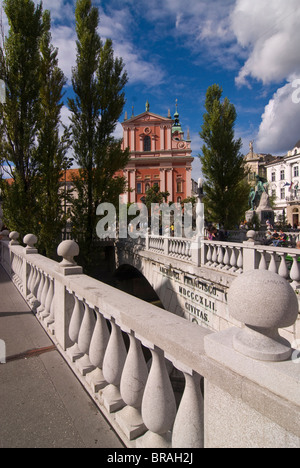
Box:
[198,178,204,202]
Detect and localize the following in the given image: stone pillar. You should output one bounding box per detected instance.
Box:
[242,230,258,271]
[55,240,83,350]
[160,125,165,150]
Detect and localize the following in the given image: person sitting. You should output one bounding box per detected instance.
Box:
[272,229,287,247]
[272,230,280,246]
[264,230,273,245]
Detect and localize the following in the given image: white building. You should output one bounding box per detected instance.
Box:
[266,140,300,227]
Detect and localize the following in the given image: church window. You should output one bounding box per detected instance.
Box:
[144,135,151,151]
[177,181,183,193]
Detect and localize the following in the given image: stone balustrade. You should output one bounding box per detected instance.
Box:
[0,232,300,448]
[143,233,300,290]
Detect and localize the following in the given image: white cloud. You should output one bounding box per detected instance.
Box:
[232,0,300,86]
[98,8,166,88]
[256,79,300,154]
[231,0,300,154]
[51,25,77,84]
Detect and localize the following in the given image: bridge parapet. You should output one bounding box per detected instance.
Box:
[0,233,300,447]
[129,233,300,290]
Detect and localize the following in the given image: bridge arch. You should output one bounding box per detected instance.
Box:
[113,264,164,309]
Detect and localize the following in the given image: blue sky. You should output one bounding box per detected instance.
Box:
[2,0,300,182]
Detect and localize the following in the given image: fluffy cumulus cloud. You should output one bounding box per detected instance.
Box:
[232,0,300,86]
[256,78,300,154]
[231,0,300,153]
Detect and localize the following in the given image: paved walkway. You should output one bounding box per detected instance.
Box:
[0,266,124,449]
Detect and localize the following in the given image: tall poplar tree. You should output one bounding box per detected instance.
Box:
[69,0,129,264]
[0,0,44,237]
[0,0,68,254]
[36,10,70,256]
[199,84,249,228]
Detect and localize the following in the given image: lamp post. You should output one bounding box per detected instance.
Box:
[63,156,74,240]
[198,178,204,203]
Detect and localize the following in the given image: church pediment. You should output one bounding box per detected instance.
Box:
[123,111,173,126]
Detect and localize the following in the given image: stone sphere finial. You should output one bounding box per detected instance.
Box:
[57,240,80,267]
[23,234,38,249]
[9,231,20,245]
[0,229,9,240]
[228,269,299,362]
[246,230,256,242]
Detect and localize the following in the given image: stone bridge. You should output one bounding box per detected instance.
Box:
[115,233,300,343]
[0,229,300,448]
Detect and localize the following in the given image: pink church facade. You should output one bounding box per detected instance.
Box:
[118,102,194,204]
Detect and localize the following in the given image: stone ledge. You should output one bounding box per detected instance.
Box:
[203,328,300,438]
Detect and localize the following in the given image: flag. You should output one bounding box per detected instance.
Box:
[289,182,294,191]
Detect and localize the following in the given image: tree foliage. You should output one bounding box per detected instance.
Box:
[68,0,129,264]
[199,84,249,229]
[0,0,68,256]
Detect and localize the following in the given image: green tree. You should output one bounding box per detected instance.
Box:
[0,1,68,255]
[68,0,129,266]
[199,84,249,229]
[144,184,169,211]
[36,10,70,256]
[0,0,44,237]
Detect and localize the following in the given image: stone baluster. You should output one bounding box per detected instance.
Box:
[45,279,56,332]
[27,264,36,302]
[116,331,148,440]
[267,250,277,274]
[36,271,45,310]
[289,254,300,289]
[30,267,41,311]
[277,253,289,279]
[236,247,243,274]
[211,245,218,268]
[229,246,237,272]
[85,310,110,393]
[137,346,177,448]
[223,246,231,270]
[172,371,204,448]
[182,240,187,259]
[205,244,212,266]
[217,246,224,269]
[101,318,127,413]
[76,302,96,376]
[66,295,85,362]
[37,274,49,317]
[258,249,267,270]
[40,277,54,321]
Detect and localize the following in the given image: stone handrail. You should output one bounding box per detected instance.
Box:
[141,234,300,290]
[0,233,300,448]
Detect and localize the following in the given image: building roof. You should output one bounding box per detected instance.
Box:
[294,140,300,149]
